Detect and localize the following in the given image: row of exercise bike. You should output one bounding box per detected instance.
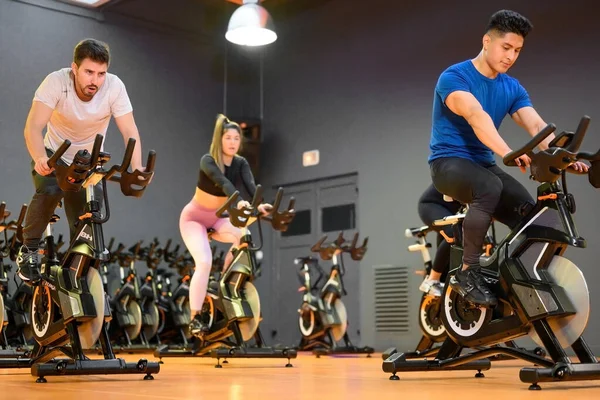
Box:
[0,134,372,382]
[383,116,600,390]
[2,115,600,390]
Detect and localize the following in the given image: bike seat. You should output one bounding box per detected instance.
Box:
[431,213,465,227]
[405,225,432,238]
[294,256,318,265]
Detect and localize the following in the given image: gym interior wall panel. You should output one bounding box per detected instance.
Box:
[0,0,223,270]
[234,0,600,352]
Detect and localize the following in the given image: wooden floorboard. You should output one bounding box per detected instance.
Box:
[0,352,599,399]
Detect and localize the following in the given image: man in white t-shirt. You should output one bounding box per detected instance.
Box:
[17,38,148,282]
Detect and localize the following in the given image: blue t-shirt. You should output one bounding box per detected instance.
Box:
[428,60,532,166]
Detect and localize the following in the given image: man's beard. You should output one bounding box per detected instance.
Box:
[77,81,98,99]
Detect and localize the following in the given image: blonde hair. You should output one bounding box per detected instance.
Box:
[209,114,243,171]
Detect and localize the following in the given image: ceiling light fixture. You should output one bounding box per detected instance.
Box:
[225,0,277,46]
[62,0,111,7]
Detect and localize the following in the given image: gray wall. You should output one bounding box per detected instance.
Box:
[3,0,600,355]
[247,0,600,351]
[0,0,223,249]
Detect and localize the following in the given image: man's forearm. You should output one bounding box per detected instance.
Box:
[530,122,555,151]
[24,128,48,161]
[467,109,512,157]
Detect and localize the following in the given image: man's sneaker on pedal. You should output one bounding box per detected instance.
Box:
[419,276,444,297]
[449,266,497,307]
[16,245,41,283]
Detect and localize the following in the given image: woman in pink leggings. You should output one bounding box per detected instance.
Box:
[181,114,270,338]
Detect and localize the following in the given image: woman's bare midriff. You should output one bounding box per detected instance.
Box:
[192,187,228,209]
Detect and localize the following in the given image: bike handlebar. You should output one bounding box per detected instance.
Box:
[310,231,368,261]
[47,135,156,198]
[341,232,368,261]
[107,138,156,198]
[502,123,557,167]
[0,203,28,262]
[162,238,181,264]
[261,188,296,231]
[47,140,72,169]
[405,226,434,238]
[502,116,600,186]
[215,185,296,231]
[431,213,465,227]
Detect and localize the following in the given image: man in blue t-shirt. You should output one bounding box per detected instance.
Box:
[428,10,587,307]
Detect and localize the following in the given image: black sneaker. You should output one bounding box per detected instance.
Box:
[189,314,210,338]
[449,267,497,307]
[16,245,41,283]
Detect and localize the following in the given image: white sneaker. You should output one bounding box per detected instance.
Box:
[419,277,444,297]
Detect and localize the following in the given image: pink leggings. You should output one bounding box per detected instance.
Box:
[179,200,242,311]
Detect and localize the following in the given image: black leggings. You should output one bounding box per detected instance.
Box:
[418,184,461,275]
[430,157,534,266]
[22,149,103,249]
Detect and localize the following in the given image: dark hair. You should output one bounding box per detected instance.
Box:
[73,38,110,67]
[486,10,533,38]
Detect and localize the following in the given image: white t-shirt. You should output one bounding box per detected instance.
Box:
[33,68,133,164]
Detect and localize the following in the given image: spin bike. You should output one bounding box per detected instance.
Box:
[115,239,163,352]
[296,232,374,357]
[383,116,600,390]
[153,239,193,350]
[155,185,298,367]
[382,219,545,361]
[0,205,67,358]
[106,241,144,351]
[0,134,160,382]
[0,203,37,357]
[0,202,32,357]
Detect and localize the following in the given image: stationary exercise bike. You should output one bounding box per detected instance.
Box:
[155,185,298,367]
[116,239,163,352]
[0,134,160,382]
[0,203,39,358]
[382,218,545,361]
[152,244,224,353]
[106,241,144,350]
[0,202,32,358]
[296,232,374,357]
[152,239,193,350]
[383,116,600,389]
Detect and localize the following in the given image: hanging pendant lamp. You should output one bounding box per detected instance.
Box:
[225,0,277,46]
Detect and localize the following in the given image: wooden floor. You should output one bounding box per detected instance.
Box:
[1,352,600,399]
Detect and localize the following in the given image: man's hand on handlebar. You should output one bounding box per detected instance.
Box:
[34,156,53,176]
[131,162,153,183]
[508,153,531,173]
[569,161,589,173]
